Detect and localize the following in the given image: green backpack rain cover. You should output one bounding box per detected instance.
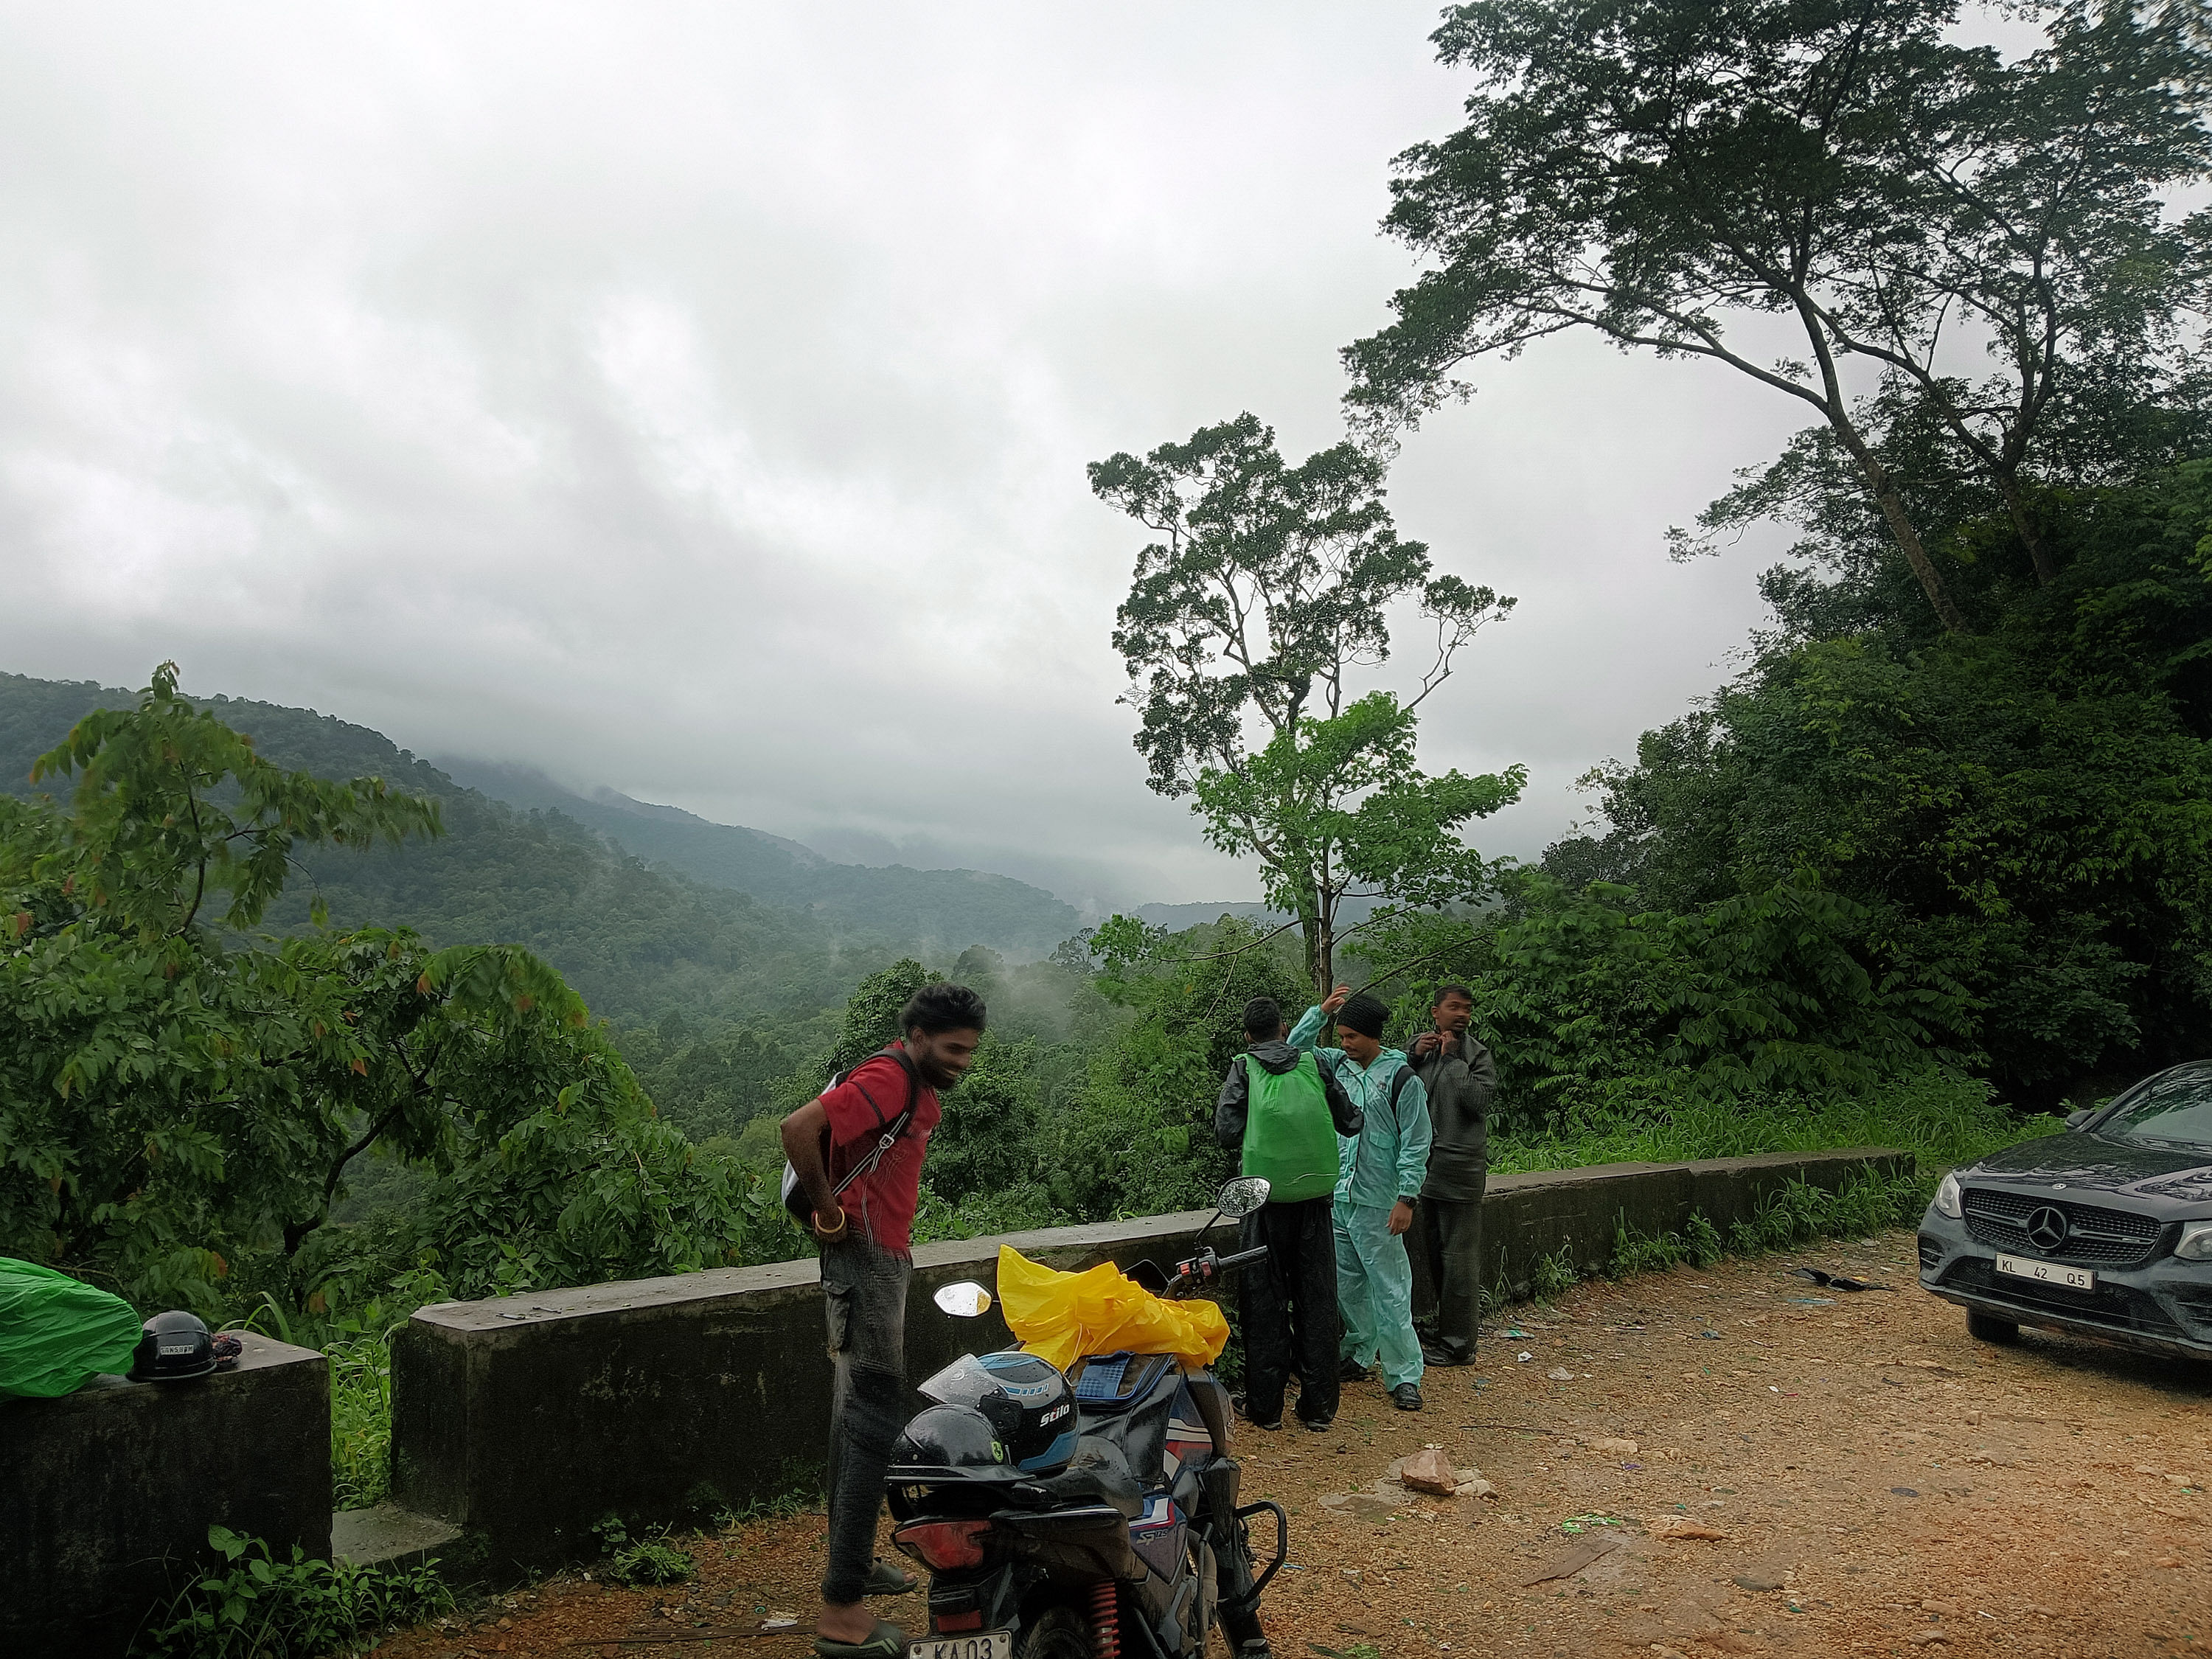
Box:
[0,1257,143,1399]
[1239,1051,1341,1204]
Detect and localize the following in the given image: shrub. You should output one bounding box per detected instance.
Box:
[611,1540,696,1587]
[136,1525,449,1659]
[590,1513,696,1587]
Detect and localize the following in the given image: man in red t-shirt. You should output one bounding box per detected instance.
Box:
[780,981,986,1659]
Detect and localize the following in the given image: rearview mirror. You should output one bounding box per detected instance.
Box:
[2065,1109,2090,1130]
[933,1281,993,1318]
[1215,1177,1270,1220]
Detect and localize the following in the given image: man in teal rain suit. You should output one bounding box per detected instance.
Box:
[1288,985,1433,1411]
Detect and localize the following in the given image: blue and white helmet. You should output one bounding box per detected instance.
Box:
[917,1349,1077,1474]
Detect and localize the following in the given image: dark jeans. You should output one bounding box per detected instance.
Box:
[1237,1195,1340,1427]
[1410,1187,1485,1363]
[821,1237,911,1604]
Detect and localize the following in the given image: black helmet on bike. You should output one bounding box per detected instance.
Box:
[915,1350,1077,1475]
[890,1404,1024,1482]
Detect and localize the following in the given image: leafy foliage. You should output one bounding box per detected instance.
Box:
[1355,868,1978,1143]
[1347,0,2212,633]
[1044,916,1312,1220]
[1545,461,2212,1101]
[325,1318,397,1512]
[0,672,785,1313]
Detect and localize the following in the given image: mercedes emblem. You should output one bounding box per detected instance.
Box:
[2025,1206,2070,1253]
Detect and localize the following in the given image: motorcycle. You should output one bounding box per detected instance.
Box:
[888,1177,1290,1659]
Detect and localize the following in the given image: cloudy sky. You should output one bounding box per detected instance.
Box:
[0,2,1813,911]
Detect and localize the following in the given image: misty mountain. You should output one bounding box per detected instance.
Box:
[434,759,1082,958]
[0,670,1057,1021]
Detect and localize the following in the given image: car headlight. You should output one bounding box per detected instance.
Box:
[2177,1222,2212,1262]
[1933,1170,1964,1220]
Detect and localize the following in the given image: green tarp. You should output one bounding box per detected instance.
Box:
[0,1256,141,1399]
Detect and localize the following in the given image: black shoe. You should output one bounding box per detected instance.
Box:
[1391,1382,1423,1411]
[1296,1413,1333,1433]
[1420,1342,1470,1368]
[1339,1358,1369,1382]
[1250,1413,1284,1431]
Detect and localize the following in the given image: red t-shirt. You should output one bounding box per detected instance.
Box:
[820,1044,941,1256]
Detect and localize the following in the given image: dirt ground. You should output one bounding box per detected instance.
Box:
[370,1228,2212,1659]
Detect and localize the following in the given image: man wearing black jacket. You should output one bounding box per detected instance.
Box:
[1216,996,1364,1432]
[1408,984,1496,1368]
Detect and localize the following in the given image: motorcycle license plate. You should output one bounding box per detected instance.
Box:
[911,1633,1012,1659]
[1995,1253,2095,1290]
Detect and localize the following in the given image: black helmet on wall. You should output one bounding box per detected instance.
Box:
[133,1310,215,1380]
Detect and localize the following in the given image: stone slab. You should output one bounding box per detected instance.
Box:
[332,1501,463,1570]
[0,1332,331,1659]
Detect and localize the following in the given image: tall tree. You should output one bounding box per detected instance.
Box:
[1090,412,1524,995]
[1344,0,2212,633]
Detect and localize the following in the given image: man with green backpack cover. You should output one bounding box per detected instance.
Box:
[1215,996,1364,1431]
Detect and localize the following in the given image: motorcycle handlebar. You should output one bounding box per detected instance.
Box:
[1213,1245,1270,1270]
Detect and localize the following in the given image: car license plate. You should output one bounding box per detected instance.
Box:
[911,1633,1012,1659]
[1995,1253,2095,1290]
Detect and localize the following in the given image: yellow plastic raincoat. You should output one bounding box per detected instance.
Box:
[994,1245,1230,1372]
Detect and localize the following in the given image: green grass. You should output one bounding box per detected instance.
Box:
[328,1329,394,1511]
[1489,1064,2060,1181]
[1607,1166,1928,1279]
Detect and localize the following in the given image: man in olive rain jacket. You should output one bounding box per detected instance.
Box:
[1407,984,1496,1367]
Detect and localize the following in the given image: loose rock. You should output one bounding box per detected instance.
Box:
[1646,1515,1728,1541]
[1453,1468,1497,1500]
[1400,1447,1459,1495]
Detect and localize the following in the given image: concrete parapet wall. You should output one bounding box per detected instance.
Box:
[1481,1145,1911,1296]
[0,1334,331,1659]
[392,1146,1905,1576]
[390,1208,1239,1577]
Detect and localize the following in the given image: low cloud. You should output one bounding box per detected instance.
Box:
[0,2,1785,906]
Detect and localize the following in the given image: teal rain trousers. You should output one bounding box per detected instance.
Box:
[1333,1200,1424,1389]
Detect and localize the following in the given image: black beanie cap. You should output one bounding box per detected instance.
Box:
[1336,993,1388,1040]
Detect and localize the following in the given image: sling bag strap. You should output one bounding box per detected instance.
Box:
[830,1045,924,1196]
[1318,1051,1418,1124]
[781,1045,923,1224]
